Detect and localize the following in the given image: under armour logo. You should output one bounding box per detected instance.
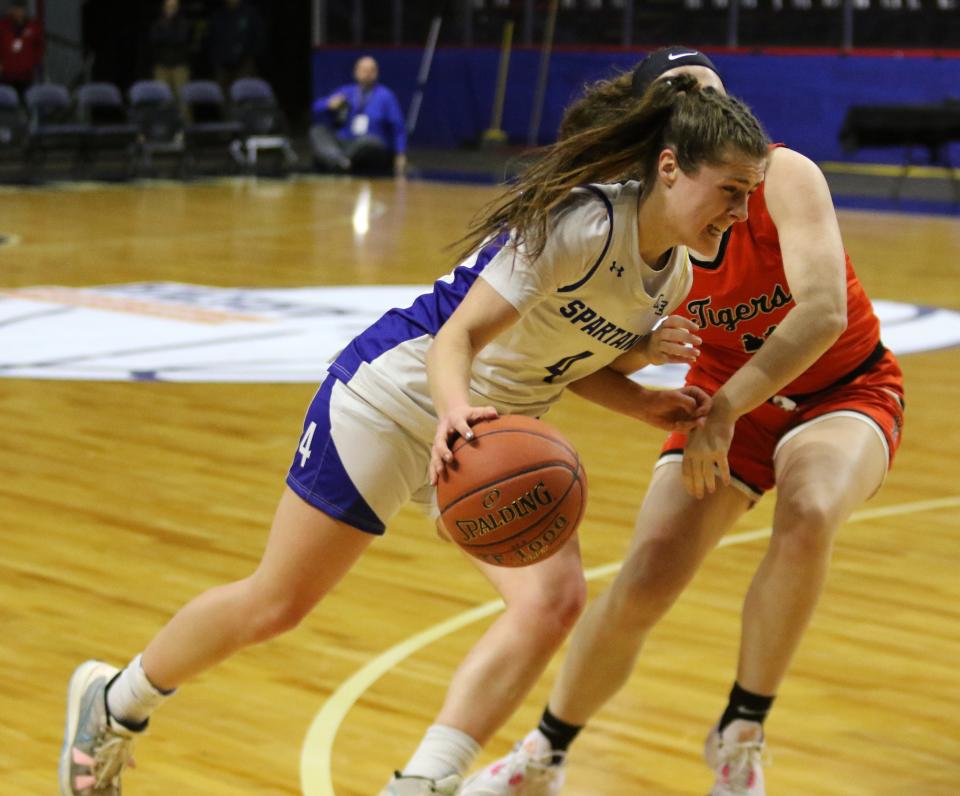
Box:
[610,261,624,278]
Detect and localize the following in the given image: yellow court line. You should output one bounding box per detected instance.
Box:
[820,161,958,180]
[300,495,960,795]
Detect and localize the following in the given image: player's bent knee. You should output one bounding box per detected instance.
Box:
[240,583,319,643]
[775,491,841,556]
[553,578,588,630]
[624,537,698,599]
[251,599,313,642]
[503,577,586,637]
[609,564,684,627]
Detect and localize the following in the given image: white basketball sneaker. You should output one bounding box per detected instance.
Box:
[460,729,565,796]
[704,719,766,796]
[59,661,141,795]
[378,772,462,795]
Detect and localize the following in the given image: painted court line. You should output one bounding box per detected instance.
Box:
[300,495,960,795]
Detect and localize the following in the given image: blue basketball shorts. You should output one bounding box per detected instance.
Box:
[285,375,436,535]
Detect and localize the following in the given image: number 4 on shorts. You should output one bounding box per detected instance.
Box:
[298,421,317,467]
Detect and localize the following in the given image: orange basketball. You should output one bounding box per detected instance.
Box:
[437,415,587,568]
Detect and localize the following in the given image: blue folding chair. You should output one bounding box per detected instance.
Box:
[228,77,296,171]
[0,84,26,152]
[75,82,139,173]
[128,80,185,174]
[179,80,244,173]
[24,83,89,173]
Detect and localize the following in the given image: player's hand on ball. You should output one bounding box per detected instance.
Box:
[645,316,702,366]
[436,415,586,567]
[430,404,499,485]
[639,385,712,432]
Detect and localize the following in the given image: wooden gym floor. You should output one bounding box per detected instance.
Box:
[1,176,958,795]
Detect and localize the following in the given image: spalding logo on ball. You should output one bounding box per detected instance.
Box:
[437,415,587,567]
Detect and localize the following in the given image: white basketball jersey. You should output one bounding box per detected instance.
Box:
[328,181,692,445]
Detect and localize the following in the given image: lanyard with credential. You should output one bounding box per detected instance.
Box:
[351,88,372,137]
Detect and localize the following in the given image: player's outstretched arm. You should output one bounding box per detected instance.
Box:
[569,368,710,432]
[426,279,519,483]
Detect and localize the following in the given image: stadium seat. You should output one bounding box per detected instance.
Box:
[75,82,139,174]
[0,85,27,179]
[228,77,297,171]
[24,83,89,175]
[128,80,186,175]
[179,80,244,173]
[0,85,26,151]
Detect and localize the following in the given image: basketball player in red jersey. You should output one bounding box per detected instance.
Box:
[462,48,905,796]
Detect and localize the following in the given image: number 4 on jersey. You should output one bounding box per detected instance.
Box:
[543,350,594,384]
[298,421,317,467]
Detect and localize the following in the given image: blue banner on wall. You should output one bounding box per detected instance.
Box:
[312,48,960,164]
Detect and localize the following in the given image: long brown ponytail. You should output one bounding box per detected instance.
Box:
[453,74,769,263]
[558,70,635,142]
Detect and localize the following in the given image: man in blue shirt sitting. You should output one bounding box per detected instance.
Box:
[310,55,407,176]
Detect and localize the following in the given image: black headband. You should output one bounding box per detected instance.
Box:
[631,46,721,98]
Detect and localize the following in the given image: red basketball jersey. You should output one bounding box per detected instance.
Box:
[677,180,880,396]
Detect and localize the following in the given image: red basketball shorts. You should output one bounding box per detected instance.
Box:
[658,349,905,500]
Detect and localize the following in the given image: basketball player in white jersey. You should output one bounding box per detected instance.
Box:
[59,75,769,796]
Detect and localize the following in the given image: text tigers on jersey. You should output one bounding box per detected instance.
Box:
[685,283,792,332]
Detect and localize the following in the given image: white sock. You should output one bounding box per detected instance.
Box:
[401,724,481,781]
[105,654,173,728]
